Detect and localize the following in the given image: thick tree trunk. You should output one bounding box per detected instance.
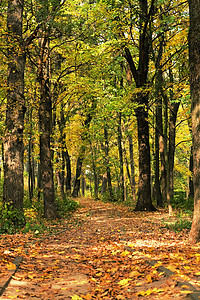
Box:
[123,0,155,211]
[4,0,25,213]
[188,0,200,243]
[38,34,59,218]
[135,103,155,211]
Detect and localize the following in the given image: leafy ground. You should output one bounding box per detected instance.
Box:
[0,197,200,299]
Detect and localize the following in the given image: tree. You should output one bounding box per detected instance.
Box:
[188,0,200,243]
[3,0,26,215]
[123,0,155,211]
[37,1,60,218]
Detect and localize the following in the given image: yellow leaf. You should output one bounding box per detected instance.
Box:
[137,290,146,296]
[27,274,36,279]
[118,278,132,286]
[180,291,193,294]
[146,274,152,283]
[81,293,92,300]
[195,272,200,276]
[137,288,164,296]
[7,262,16,270]
[71,295,83,300]
[121,250,130,256]
[129,271,140,278]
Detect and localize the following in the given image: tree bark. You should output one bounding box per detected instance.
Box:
[128,135,136,200]
[188,145,194,199]
[38,33,59,218]
[72,156,83,197]
[104,123,114,200]
[72,108,94,197]
[154,39,164,207]
[64,148,71,194]
[117,112,125,201]
[90,142,99,199]
[188,0,200,243]
[28,107,34,202]
[4,0,26,213]
[135,102,155,211]
[123,0,155,211]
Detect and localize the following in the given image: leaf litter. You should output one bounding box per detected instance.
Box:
[0,197,200,299]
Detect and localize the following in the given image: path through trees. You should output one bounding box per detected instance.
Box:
[0,197,199,299]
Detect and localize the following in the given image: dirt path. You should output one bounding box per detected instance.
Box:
[1,197,200,299]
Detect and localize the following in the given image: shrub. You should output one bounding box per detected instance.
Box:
[0,203,26,234]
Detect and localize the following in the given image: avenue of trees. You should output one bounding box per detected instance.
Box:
[0,0,200,242]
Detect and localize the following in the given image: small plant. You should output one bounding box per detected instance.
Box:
[101,191,116,203]
[0,203,26,234]
[172,190,194,211]
[22,218,46,234]
[163,211,192,232]
[56,196,79,217]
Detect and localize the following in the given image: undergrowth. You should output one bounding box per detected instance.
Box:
[162,210,192,232]
[0,186,79,234]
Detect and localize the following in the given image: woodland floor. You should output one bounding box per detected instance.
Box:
[0,197,200,299]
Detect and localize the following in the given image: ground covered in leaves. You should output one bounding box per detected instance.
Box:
[0,197,200,299]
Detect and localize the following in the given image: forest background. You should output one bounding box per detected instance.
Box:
[0,0,197,239]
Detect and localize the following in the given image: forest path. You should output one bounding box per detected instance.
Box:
[0,197,199,299]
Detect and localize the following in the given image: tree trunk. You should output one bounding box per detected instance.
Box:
[188,145,194,199]
[90,142,99,199]
[72,109,93,197]
[81,172,85,196]
[57,107,67,200]
[167,101,180,214]
[64,148,71,194]
[117,112,125,201]
[4,0,25,214]
[101,173,108,195]
[155,107,163,207]
[160,95,168,202]
[28,108,34,202]
[135,102,155,211]
[188,0,200,243]
[154,41,164,207]
[123,0,155,211]
[38,33,59,218]
[104,123,114,200]
[72,156,83,197]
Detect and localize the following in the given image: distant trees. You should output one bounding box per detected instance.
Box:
[0,0,193,225]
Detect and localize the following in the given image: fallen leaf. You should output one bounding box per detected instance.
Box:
[118,278,132,286]
[6,262,16,270]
